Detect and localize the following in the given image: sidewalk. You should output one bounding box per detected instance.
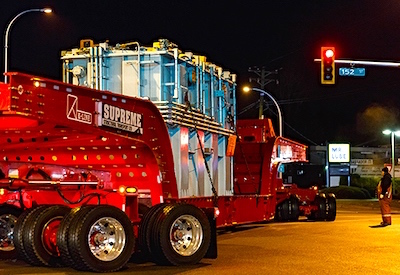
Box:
[337,199,400,213]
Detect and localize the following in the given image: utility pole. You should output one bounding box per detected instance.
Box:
[248,66,279,119]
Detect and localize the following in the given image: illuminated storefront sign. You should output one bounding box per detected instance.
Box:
[328,143,350,163]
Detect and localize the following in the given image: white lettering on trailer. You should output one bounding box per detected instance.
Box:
[66,94,92,124]
[100,103,143,134]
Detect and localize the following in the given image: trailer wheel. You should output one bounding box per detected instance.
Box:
[138,203,167,257]
[14,206,47,265]
[0,206,22,259]
[56,205,95,267]
[67,206,135,272]
[276,198,299,222]
[326,196,336,221]
[311,196,327,221]
[23,205,70,266]
[138,203,151,219]
[275,200,290,221]
[151,204,211,266]
[289,197,300,221]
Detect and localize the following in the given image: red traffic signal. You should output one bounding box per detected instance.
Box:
[324,49,334,58]
[321,47,335,85]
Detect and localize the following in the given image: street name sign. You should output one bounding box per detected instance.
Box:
[338,67,366,77]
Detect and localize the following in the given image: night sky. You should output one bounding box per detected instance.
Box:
[2,1,400,147]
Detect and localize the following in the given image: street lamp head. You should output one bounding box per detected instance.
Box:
[243,86,251,93]
[243,86,262,93]
[382,129,392,135]
[41,8,52,13]
[382,129,400,136]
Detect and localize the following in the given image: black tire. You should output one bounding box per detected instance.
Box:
[138,203,151,219]
[275,200,290,221]
[148,204,175,264]
[14,206,47,265]
[326,195,337,221]
[0,206,23,259]
[67,205,135,272]
[150,204,211,266]
[138,203,167,256]
[23,205,70,266]
[56,206,95,267]
[312,196,327,221]
[289,197,300,221]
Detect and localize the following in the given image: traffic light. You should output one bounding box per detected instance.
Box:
[321,47,335,84]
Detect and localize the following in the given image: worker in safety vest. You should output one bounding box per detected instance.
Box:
[377,167,392,226]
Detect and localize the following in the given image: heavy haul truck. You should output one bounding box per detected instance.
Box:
[0,39,335,272]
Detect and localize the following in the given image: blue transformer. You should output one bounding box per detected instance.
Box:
[61,38,237,198]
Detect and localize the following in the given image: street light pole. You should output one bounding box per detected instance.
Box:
[4,8,52,83]
[382,129,400,194]
[243,87,283,136]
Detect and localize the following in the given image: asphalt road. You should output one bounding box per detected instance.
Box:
[1,199,400,275]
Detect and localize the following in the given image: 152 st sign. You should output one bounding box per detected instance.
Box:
[338,67,366,77]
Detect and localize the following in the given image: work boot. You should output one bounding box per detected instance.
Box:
[384,216,392,225]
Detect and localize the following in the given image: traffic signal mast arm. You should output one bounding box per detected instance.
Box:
[315,58,400,68]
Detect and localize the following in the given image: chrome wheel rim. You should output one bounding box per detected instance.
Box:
[169,214,203,256]
[88,217,126,261]
[0,214,18,252]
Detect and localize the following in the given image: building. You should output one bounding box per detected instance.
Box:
[310,145,396,178]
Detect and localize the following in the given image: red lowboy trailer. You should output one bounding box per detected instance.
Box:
[0,39,335,272]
